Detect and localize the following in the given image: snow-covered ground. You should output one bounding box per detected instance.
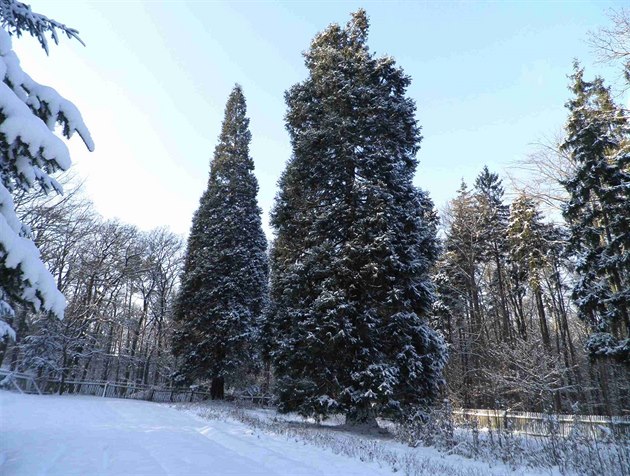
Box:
[0,391,395,476]
[0,391,544,475]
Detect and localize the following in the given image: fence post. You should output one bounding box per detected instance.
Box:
[30,377,42,395]
[11,378,24,394]
[102,382,108,398]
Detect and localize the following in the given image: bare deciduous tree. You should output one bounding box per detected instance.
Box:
[588,8,630,85]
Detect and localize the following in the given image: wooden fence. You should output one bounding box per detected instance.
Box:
[0,369,276,405]
[0,369,211,403]
[453,408,630,438]
[0,369,42,394]
[2,369,627,439]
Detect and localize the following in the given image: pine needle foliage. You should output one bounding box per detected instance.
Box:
[173,86,268,395]
[561,64,630,361]
[268,10,446,423]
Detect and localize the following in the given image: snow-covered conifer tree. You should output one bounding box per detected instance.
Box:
[268,10,446,424]
[173,85,268,398]
[432,182,487,406]
[473,167,511,341]
[507,194,552,349]
[0,1,93,342]
[561,64,630,360]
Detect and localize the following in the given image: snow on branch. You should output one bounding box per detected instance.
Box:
[0,0,84,55]
[0,4,93,338]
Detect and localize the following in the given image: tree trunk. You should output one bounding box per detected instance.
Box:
[59,347,68,395]
[493,248,512,342]
[210,376,224,400]
[535,289,551,350]
[0,336,9,369]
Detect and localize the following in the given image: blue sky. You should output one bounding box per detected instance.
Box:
[16,1,628,236]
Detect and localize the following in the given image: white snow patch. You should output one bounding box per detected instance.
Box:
[0,25,93,332]
[0,392,394,476]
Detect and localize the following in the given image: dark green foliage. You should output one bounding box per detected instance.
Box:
[433,176,594,412]
[474,167,512,341]
[268,10,446,422]
[173,86,268,391]
[507,194,554,349]
[561,65,630,360]
[432,182,487,407]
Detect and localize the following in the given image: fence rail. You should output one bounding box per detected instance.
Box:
[0,370,277,405]
[453,408,630,438]
[2,369,627,439]
[0,369,211,403]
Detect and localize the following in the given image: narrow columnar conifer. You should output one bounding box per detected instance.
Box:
[561,64,630,360]
[173,86,268,397]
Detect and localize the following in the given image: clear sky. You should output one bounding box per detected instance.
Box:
[16,0,629,237]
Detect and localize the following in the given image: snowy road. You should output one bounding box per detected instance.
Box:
[0,392,391,476]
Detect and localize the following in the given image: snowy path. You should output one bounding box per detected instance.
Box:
[0,391,391,476]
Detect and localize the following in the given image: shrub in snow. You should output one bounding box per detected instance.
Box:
[180,400,630,476]
[397,404,630,475]
[0,1,93,340]
[396,401,456,451]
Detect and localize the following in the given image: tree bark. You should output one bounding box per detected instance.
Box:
[211,376,224,400]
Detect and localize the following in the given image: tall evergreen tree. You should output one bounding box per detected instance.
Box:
[268,10,446,424]
[173,85,268,398]
[442,182,485,340]
[507,194,552,349]
[561,64,630,360]
[435,181,489,407]
[474,167,512,341]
